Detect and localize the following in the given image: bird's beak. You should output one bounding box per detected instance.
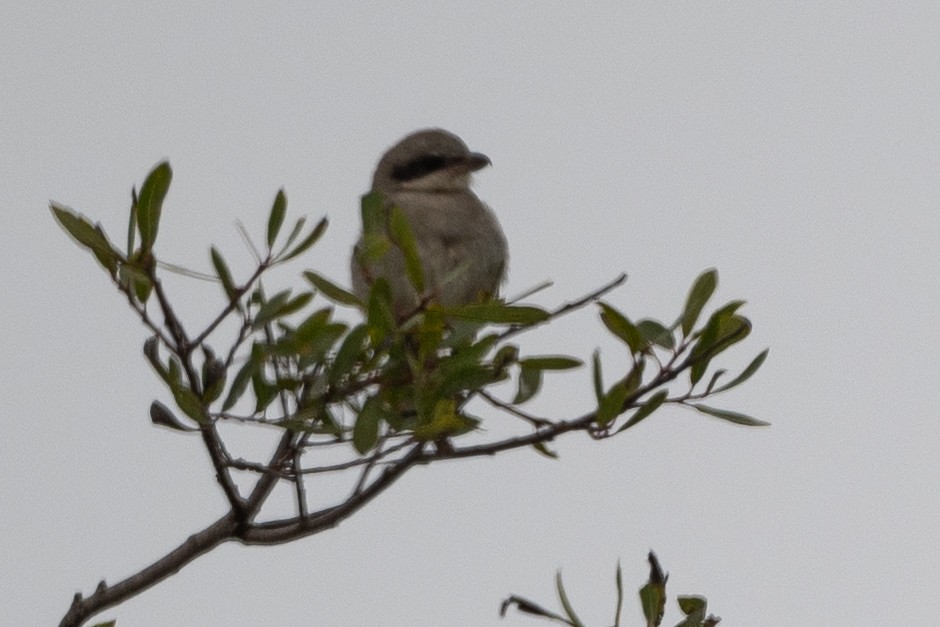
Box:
[464,152,491,172]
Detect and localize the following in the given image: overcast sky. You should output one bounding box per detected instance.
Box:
[4,3,940,625]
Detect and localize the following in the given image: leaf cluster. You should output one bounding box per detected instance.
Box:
[501,552,720,627]
[51,162,767,627]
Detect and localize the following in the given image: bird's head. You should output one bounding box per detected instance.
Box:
[371,128,491,193]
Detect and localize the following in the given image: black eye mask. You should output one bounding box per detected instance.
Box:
[391,154,455,182]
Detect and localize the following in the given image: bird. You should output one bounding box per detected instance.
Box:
[350,128,508,319]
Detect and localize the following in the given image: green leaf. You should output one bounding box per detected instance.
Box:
[689,303,750,385]
[690,403,770,426]
[519,356,582,370]
[413,400,480,441]
[50,203,122,274]
[252,369,277,413]
[200,347,226,404]
[713,348,769,394]
[616,390,667,433]
[353,396,385,454]
[596,379,629,427]
[91,621,117,627]
[613,561,624,627]
[279,216,328,262]
[360,190,385,234]
[150,400,197,432]
[171,385,208,425]
[636,319,675,350]
[599,302,646,354]
[127,188,138,255]
[437,363,504,399]
[278,215,306,251]
[119,262,153,304]
[531,441,559,459]
[266,188,287,249]
[210,246,238,301]
[136,161,172,253]
[366,278,396,343]
[555,571,586,627]
[143,336,174,387]
[252,289,292,328]
[513,364,542,404]
[678,596,706,616]
[591,350,603,403]
[303,270,362,306]
[330,324,368,384]
[388,205,425,293]
[445,303,550,325]
[681,268,718,336]
[639,558,667,627]
[222,343,263,411]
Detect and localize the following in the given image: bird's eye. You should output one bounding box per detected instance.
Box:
[391,154,450,181]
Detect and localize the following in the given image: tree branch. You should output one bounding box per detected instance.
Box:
[59,514,238,627]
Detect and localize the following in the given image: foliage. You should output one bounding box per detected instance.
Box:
[501,552,721,627]
[50,162,767,627]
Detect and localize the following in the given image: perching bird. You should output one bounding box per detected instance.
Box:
[351,129,508,318]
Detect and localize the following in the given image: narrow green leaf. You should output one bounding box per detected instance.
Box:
[690,403,770,426]
[200,348,227,404]
[136,161,172,252]
[280,216,328,262]
[120,263,153,304]
[513,364,542,404]
[353,396,384,454]
[446,303,550,325]
[704,369,726,395]
[637,319,675,350]
[613,561,624,627]
[127,188,138,255]
[713,348,769,394]
[50,203,122,274]
[689,304,750,385]
[172,385,208,425]
[252,289,292,328]
[531,441,559,459]
[616,390,667,433]
[330,324,368,384]
[596,380,629,427]
[277,215,306,253]
[413,400,480,441]
[278,291,315,320]
[142,336,170,384]
[499,595,568,621]
[150,400,197,432]
[360,190,385,234]
[623,359,645,396]
[210,246,238,301]
[266,188,287,249]
[555,571,586,627]
[388,205,425,293]
[591,350,603,403]
[366,278,396,343]
[222,343,262,411]
[599,302,646,353]
[680,268,718,336]
[304,270,362,306]
[252,369,277,413]
[519,356,582,371]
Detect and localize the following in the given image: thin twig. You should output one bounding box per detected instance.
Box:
[478,390,553,427]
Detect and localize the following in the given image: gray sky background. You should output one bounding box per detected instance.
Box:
[4,3,939,625]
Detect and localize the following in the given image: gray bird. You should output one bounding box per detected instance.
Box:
[351,128,508,317]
